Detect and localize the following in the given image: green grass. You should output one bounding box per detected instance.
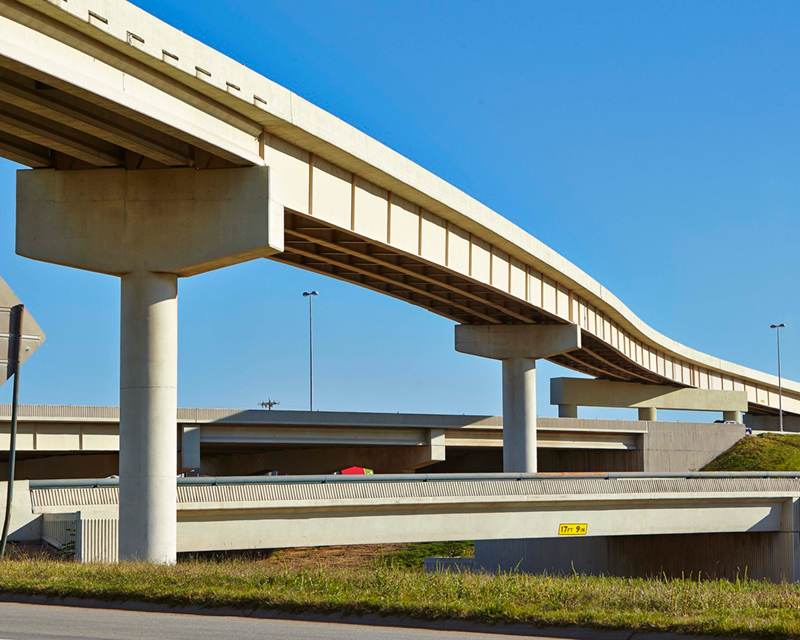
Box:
[702,433,800,471]
[3,558,800,638]
[374,541,473,569]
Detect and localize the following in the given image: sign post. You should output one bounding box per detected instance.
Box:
[0,277,45,558]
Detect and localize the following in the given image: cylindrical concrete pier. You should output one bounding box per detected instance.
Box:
[723,410,743,423]
[119,271,178,563]
[638,407,658,422]
[502,357,537,472]
[558,404,578,418]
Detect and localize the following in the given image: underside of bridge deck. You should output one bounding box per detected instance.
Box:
[276,210,679,387]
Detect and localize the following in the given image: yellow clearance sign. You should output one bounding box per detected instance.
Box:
[558,523,588,536]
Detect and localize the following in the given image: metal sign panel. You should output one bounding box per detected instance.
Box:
[0,277,45,385]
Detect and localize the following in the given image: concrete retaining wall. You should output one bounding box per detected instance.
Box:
[643,421,743,471]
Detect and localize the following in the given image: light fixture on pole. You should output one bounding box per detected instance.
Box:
[303,291,319,411]
[770,323,786,432]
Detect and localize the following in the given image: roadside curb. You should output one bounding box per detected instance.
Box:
[0,593,740,640]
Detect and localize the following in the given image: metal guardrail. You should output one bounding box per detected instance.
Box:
[28,470,800,490]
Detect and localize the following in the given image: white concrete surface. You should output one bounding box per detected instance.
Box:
[0,406,647,454]
[455,324,582,361]
[17,167,283,276]
[10,474,800,562]
[502,358,537,472]
[118,271,177,564]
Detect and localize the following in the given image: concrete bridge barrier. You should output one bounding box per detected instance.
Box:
[1,472,798,581]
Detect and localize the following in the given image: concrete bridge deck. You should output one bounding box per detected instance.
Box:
[1,0,797,417]
[2,472,797,581]
[0,405,745,477]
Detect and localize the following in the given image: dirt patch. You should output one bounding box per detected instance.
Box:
[181,543,409,570]
[264,544,410,569]
[3,541,62,561]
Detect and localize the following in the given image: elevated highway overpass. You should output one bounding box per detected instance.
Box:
[0,0,797,562]
[2,472,799,582]
[0,404,745,478]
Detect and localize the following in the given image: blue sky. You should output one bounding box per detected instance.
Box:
[1,0,797,421]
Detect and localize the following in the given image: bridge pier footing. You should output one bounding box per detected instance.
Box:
[455,323,581,472]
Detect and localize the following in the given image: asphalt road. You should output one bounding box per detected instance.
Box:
[0,602,598,640]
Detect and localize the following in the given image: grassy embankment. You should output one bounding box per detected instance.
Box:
[702,433,800,471]
[3,552,800,638]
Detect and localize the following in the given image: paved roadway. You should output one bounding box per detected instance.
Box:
[0,602,619,640]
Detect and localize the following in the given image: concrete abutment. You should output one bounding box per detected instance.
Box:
[473,497,800,582]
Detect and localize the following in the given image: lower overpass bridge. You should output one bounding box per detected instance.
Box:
[0,405,745,477]
[5,472,799,582]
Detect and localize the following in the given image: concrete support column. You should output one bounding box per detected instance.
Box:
[723,410,743,423]
[638,407,658,422]
[181,426,201,471]
[119,271,178,564]
[17,167,284,564]
[502,358,537,472]
[558,404,578,418]
[455,323,581,475]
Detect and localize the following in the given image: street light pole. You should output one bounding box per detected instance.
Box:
[303,291,319,411]
[770,323,786,432]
